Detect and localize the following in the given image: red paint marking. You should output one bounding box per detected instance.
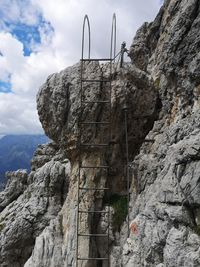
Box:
[130,222,138,234]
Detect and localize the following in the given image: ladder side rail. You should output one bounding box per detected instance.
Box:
[110,13,116,61]
[82,15,91,60]
[77,13,89,263]
[76,60,84,267]
[124,107,130,236]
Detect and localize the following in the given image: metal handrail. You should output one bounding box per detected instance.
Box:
[110,13,116,61]
[81,15,91,60]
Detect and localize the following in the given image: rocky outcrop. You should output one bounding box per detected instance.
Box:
[122,0,200,266]
[0,0,200,266]
[26,61,158,267]
[122,113,200,267]
[0,170,28,212]
[0,143,70,267]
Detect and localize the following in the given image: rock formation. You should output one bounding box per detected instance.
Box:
[0,0,200,266]
[0,143,70,267]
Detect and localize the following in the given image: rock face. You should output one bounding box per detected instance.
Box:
[31,60,158,267]
[1,0,200,266]
[0,170,28,212]
[124,0,200,266]
[0,143,70,267]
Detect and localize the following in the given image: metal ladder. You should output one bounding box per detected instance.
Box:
[76,14,116,267]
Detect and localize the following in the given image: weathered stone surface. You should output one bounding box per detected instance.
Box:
[0,144,70,267]
[36,61,158,266]
[37,62,158,155]
[1,0,200,266]
[0,170,28,212]
[119,0,200,266]
[121,113,200,267]
[30,142,59,171]
[23,60,158,266]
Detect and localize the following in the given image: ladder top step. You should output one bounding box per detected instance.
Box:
[78,210,109,214]
[79,121,110,125]
[80,143,109,147]
[78,233,107,237]
[81,58,112,61]
[131,137,155,143]
[79,187,109,191]
[78,257,109,261]
[81,79,111,82]
[144,139,155,142]
[132,114,152,118]
[80,165,109,169]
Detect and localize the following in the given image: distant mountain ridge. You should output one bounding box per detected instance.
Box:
[0,135,48,185]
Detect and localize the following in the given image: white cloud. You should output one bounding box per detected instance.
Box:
[0,31,64,134]
[0,0,41,26]
[0,0,162,135]
[0,32,62,93]
[0,32,24,75]
[0,93,41,134]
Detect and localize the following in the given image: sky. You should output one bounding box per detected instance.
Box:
[0,0,163,135]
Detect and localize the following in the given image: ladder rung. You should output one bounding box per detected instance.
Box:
[78,210,109,214]
[81,58,112,61]
[82,100,110,104]
[80,143,109,147]
[144,139,155,142]
[78,233,108,237]
[131,137,155,143]
[78,257,109,261]
[81,79,111,83]
[132,115,152,118]
[80,165,109,169]
[79,122,110,125]
[79,187,109,191]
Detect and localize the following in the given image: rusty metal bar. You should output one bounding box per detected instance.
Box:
[78,257,109,261]
[78,233,108,237]
[123,105,130,237]
[82,100,110,104]
[81,79,111,82]
[80,165,109,169]
[80,143,109,147]
[79,121,110,124]
[78,210,109,214]
[79,187,109,191]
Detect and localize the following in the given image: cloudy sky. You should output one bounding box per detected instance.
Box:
[0,0,163,136]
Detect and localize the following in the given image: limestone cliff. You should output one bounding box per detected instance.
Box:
[0,0,200,266]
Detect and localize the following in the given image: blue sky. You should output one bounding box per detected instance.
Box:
[0,0,163,135]
[0,23,41,95]
[0,80,12,93]
[0,17,54,95]
[10,22,41,56]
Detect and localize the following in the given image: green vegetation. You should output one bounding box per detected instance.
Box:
[108,194,128,231]
[0,222,6,232]
[154,77,160,90]
[27,191,32,199]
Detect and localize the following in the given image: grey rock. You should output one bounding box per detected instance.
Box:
[120,0,200,266]
[1,0,200,266]
[0,169,28,212]
[0,145,70,267]
[30,141,59,171]
[24,60,158,266]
